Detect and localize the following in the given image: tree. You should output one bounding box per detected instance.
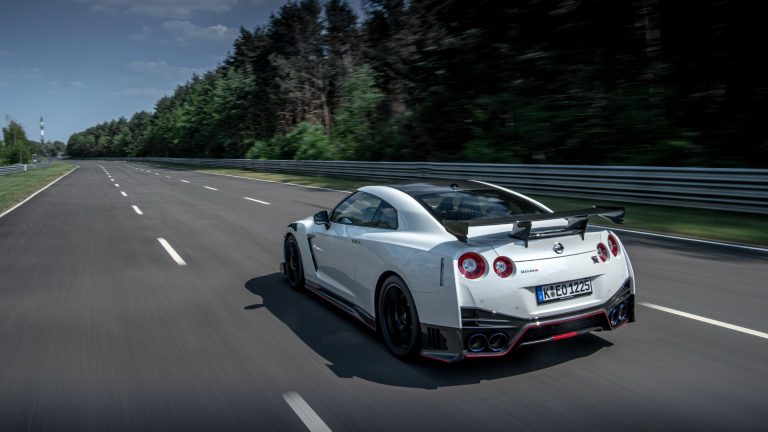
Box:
[1,120,32,164]
[333,64,383,159]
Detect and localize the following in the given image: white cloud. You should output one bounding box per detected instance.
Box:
[161,20,237,43]
[77,0,239,19]
[129,60,203,78]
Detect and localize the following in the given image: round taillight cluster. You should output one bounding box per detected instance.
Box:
[459,253,516,279]
[596,243,609,262]
[458,252,486,279]
[493,256,514,278]
[607,234,620,257]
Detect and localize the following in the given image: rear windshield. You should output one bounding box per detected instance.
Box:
[415,189,544,222]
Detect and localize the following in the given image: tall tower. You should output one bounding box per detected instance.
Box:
[40,116,45,147]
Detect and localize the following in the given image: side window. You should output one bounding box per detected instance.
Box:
[330,192,382,226]
[330,191,398,229]
[371,200,398,230]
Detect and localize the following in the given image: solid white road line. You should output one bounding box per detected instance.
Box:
[132,205,143,215]
[640,302,768,341]
[180,180,190,183]
[0,165,79,220]
[157,238,187,266]
[243,197,270,205]
[204,186,218,191]
[121,191,127,197]
[593,225,768,253]
[282,392,333,432]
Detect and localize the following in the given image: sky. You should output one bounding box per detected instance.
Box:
[0,0,362,143]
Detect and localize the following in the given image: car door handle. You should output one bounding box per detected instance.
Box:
[351,239,360,244]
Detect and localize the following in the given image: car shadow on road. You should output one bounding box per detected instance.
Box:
[244,273,613,389]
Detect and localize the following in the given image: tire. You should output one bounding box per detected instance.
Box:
[284,235,305,291]
[377,275,421,360]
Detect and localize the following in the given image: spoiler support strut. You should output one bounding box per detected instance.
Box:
[443,206,625,246]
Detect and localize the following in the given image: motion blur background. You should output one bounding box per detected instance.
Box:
[51,0,766,167]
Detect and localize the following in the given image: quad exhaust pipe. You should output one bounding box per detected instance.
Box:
[488,333,509,352]
[609,301,630,327]
[467,333,488,352]
[467,332,509,353]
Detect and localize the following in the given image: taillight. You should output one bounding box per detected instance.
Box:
[493,256,514,278]
[596,243,609,262]
[607,234,620,256]
[458,252,486,279]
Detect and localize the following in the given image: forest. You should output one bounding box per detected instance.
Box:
[1,121,65,164]
[65,0,767,167]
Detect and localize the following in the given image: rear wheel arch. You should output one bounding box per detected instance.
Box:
[374,270,400,332]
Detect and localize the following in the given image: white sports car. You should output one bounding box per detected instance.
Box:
[282,180,635,362]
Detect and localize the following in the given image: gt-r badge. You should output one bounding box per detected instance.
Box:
[553,242,564,254]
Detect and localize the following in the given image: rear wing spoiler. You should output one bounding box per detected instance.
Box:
[442,206,625,246]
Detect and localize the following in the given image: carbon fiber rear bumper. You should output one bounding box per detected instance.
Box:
[420,279,634,363]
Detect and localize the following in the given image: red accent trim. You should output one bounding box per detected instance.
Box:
[464,310,608,358]
[552,331,578,341]
[304,284,377,332]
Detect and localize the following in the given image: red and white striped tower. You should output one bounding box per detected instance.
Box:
[40,116,44,147]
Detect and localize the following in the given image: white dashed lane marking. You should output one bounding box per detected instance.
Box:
[132,205,143,215]
[157,238,187,266]
[244,197,270,205]
[282,392,333,432]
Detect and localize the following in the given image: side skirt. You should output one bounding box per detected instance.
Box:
[305,280,377,331]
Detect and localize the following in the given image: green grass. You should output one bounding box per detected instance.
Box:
[526,195,768,247]
[0,162,76,214]
[135,161,768,247]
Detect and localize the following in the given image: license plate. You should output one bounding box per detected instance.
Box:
[536,278,592,304]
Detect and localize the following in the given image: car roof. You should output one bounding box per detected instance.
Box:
[387,180,487,196]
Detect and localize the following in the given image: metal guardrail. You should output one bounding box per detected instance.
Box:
[118,157,768,214]
[0,162,50,176]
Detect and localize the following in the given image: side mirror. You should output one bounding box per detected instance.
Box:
[313,210,330,228]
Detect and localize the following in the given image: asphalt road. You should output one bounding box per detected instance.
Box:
[1,160,767,431]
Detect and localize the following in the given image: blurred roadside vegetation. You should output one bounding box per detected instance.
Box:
[67,0,767,167]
